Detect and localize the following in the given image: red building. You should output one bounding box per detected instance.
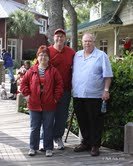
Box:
[0,0,48,63]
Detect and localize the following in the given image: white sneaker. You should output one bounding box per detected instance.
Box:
[54,138,64,150]
[46,150,53,157]
[28,149,36,156]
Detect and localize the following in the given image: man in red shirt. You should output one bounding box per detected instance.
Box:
[49,28,75,150]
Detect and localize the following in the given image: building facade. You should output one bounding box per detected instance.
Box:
[0,0,48,64]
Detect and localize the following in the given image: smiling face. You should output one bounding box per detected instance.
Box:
[82,33,95,53]
[37,52,49,66]
[54,32,66,47]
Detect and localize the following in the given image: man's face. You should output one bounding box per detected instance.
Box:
[82,34,95,52]
[54,32,66,46]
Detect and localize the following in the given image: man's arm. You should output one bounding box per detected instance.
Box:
[102,77,112,101]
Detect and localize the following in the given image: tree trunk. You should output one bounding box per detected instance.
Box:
[63,0,77,51]
[45,0,64,44]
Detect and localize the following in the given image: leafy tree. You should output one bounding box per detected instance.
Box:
[29,0,77,50]
[28,0,119,51]
[65,0,120,27]
[65,0,91,28]
[7,10,38,65]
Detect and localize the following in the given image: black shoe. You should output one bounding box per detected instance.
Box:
[11,97,16,100]
[90,146,100,156]
[74,144,91,152]
[39,148,45,152]
[9,95,14,99]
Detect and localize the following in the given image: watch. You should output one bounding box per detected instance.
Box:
[104,88,109,92]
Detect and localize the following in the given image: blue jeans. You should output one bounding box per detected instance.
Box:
[29,110,55,150]
[53,91,71,139]
[7,67,14,81]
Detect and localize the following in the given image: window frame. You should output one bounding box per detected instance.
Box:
[7,39,17,60]
[39,18,47,34]
[99,39,108,54]
[0,38,2,55]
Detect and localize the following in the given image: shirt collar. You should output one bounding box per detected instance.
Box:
[77,47,96,58]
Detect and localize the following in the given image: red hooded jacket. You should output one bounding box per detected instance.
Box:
[20,64,63,111]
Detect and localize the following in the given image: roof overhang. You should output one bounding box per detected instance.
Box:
[67,23,122,37]
[0,0,47,19]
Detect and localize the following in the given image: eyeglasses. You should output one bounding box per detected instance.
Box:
[55,34,65,38]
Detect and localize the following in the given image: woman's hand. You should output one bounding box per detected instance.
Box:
[25,95,29,102]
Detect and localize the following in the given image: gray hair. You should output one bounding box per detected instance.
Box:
[82,32,96,42]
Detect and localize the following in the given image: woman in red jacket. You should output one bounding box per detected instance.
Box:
[20,45,63,157]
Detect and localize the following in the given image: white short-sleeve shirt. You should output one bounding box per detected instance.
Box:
[72,47,113,98]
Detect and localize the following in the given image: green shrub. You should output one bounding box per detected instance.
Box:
[67,99,79,136]
[19,97,29,114]
[102,53,133,150]
[13,60,21,69]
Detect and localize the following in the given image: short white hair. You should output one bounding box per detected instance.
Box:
[82,32,96,42]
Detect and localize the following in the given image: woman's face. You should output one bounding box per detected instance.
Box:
[37,52,49,66]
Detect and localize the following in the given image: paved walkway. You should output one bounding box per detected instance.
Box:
[0,75,133,166]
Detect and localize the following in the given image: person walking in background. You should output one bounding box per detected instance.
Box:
[2,48,15,82]
[48,28,75,150]
[2,48,16,99]
[20,45,63,157]
[72,32,113,156]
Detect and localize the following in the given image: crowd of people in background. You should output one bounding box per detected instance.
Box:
[0,48,31,100]
[0,28,113,158]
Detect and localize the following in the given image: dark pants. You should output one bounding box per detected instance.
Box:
[53,91,71,139]
[10,80,17,94]
[73,98,104,147]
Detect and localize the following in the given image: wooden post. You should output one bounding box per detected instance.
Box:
[0,60,5,84]
[124,122,133,154]
[114,27,119,56]
[16,93,24,112]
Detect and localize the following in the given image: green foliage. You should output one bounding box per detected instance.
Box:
[102,53,133,150]
[102,0,119,16]
[67,99,79,135]
[102,127,124,150]
[7,10,38,38]
[65,1,91,28]
[13,61,21,69]
[64,0,119,28]
[19,97,29,114]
